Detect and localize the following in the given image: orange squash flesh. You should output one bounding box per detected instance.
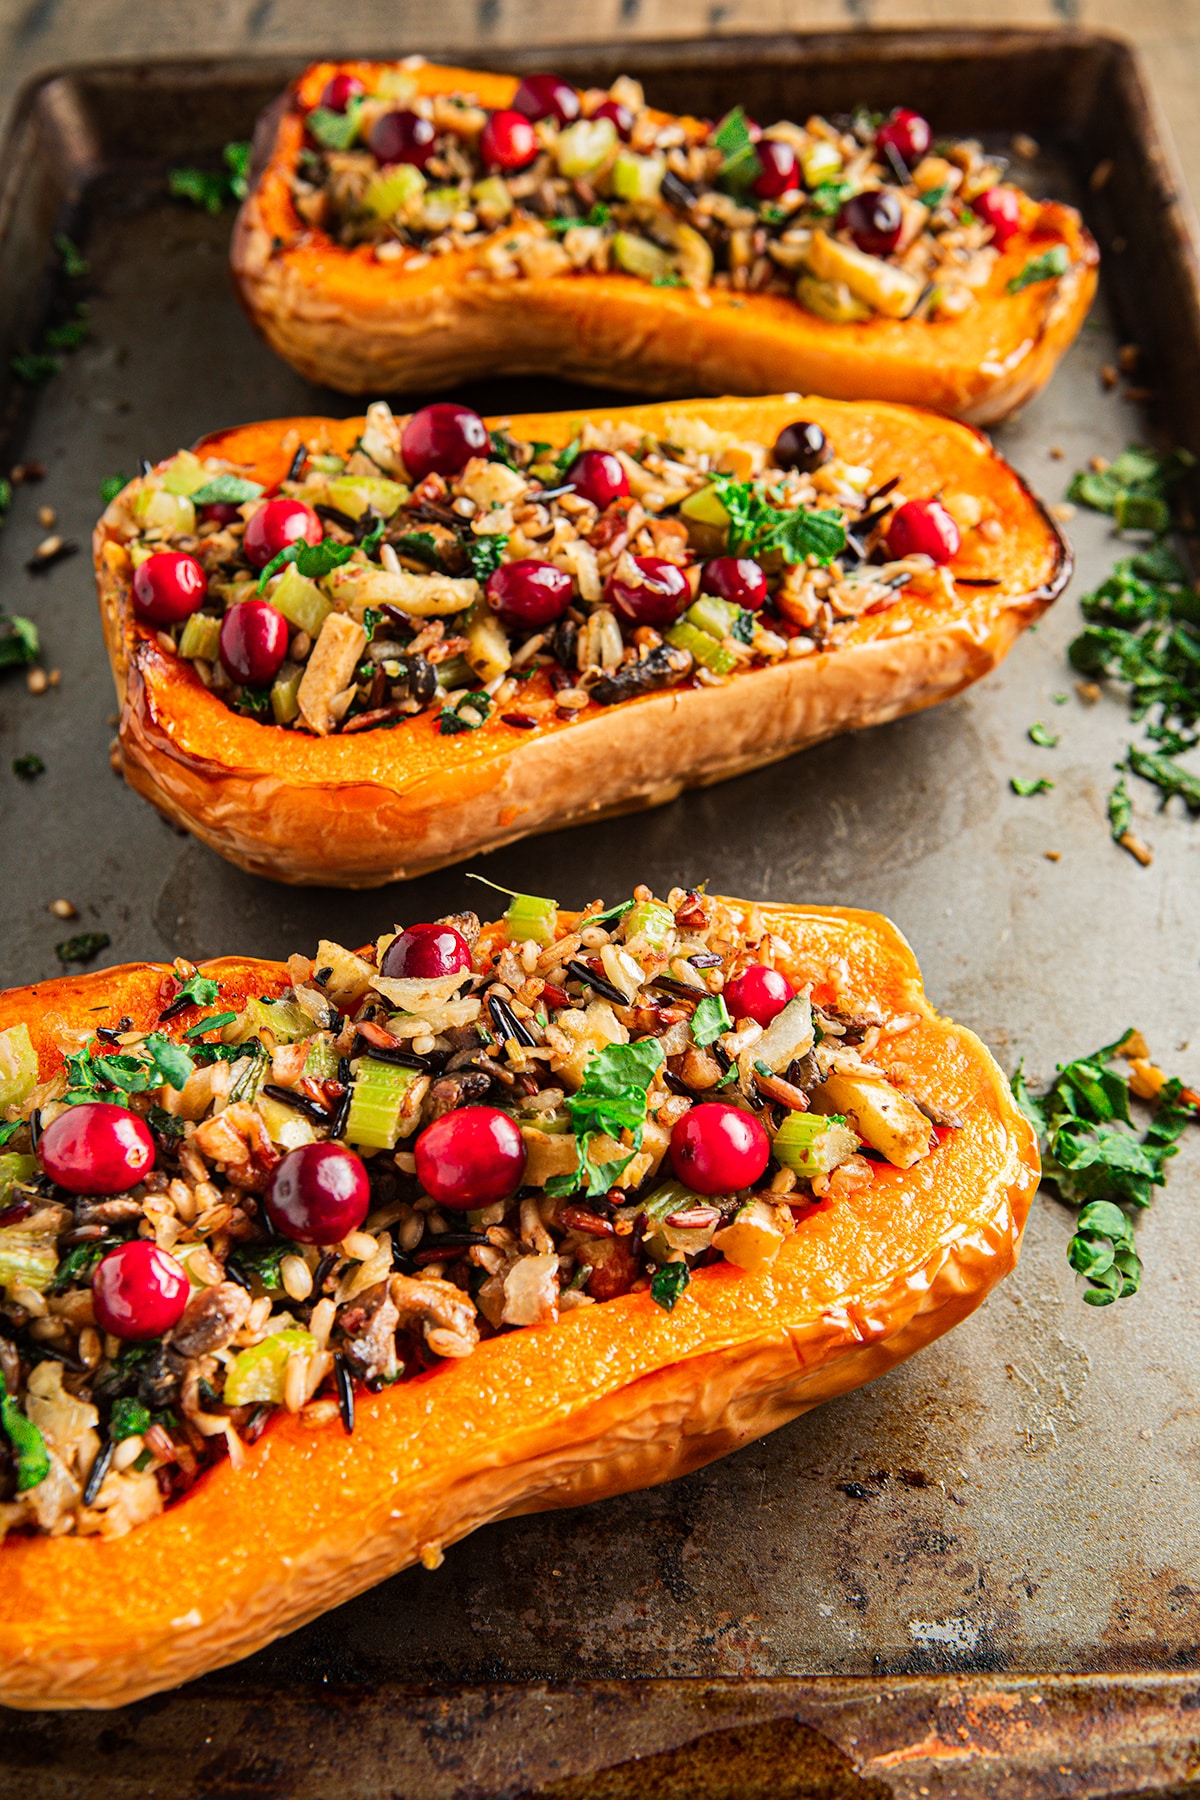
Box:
[0,899,1038,1708]
[231,60,1098,425]
[96,394,1069,888]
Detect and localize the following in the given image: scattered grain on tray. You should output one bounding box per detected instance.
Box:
[1088,455,1110,473]
[1075,680,1101,704]
[1048,445,1064,459]
[25,668,47,695]
[1044,850,1061,862]
[1050,503,1075,523]
[1119,830,1154,867]
[37,505,56,529]
[49,899,77,919]
[1101,365,1119,391]
[1012,133,1039,160]
[9,462,46,484]
[1090,158,1114,191]
[1118,344,1140,374]
[109,737,123,774]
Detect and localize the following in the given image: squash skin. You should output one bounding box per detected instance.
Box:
[0,899,1039,1709]
[230,61,1099,425]
[95,394,1069,888]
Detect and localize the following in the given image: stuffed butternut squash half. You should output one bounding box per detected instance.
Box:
[231,59,1098,423]
[96,393,1068,887]
[0,883,1038,1708]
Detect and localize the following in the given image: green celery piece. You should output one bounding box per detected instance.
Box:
[346,1057,415,1151]
[505,892,558,947]
[177,612,222,662]
[667,621,737,676]
[620,901,675,951]
[0,1023,38,1112]
[304,1037,340,1080]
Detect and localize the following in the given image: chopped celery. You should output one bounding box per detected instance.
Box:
[470,175,513,221]
[621,901,675,951]
[256,1092,317,1150]
[0,1159,58,1291]
[0,1153,35,1202]
[269,562,332,636]
[555,117,617,179]
[505,891,558,947]
[464,599,512,684]
[327,476,410,520]
[612,231,675,282]
[230,996,315,1045]
[363,164,425,219]
[642,1179,718,1261]
[223,1328,317,1406]
[435,653,474,690]
[0,1024,38,1113]
[271,664,303,726]
[420,186,463,230]
[795,273,872,324]
[680,484,733,532]
[800,139,843,186]
[772,1110,859,1176]
[686,596,739,640]
[177,612,222,661]
[347,1057,417,1151]
[666,621,737,676]
[304,1037,339,1080]
[612,151,665,202]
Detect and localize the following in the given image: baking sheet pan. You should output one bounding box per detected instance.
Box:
[0,28,1198,1795]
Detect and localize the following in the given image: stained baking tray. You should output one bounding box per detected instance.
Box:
[1,27,1199,1797]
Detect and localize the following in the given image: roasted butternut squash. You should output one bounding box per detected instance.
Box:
[0,896,1038,1707]
[95,393,1069,887]
[231,60,1098,424]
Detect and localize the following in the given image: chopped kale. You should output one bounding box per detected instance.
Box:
[55,932,111,966]
[1006,245,1070,293]
[651,1261,691,1312]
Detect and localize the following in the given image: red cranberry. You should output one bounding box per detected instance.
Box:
[605,555,689,628]
[886,499,961,564]
[265,1142,370,1245]
[131,552,207,628]
[972,184,1022,249]
[670,1102,770,1195]
[480,109,539,172]
[486,559,574,629]
[219,599,289,687]
[242,497,323,571]
[752,140,800,200]
[773,420,831,474]
[591,98,634,138]
[200,501,243,527]
[511,73,580,126]
[723,965,796,1029]
[838,189,904,257]
[401,403,489,482]
[93,1241,189,1342]
[39,1101,156,1196]
[380,922,472,979]
[415,1106,526,1210]
[318,73,365,114]
[700,557,768,612]
[565,449,629,509]
[875,108,931,168]
[369,109,437,169]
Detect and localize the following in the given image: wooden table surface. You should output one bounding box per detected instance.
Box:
[0,0,1196,205]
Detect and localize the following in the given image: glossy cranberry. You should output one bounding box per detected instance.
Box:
[131,552,207,628]
[380,922,473,980]
[415,1106,526,1210]
[670,1102,770,1196]
[591,97,634,138]
[401,402,489,482]
[886,499,961,565]
[972,183,1022,249]
[772,420,831,474]
[605,555,689,628]
[242,497,323,571]
[486,559,574,629]
[200,501,243,527]
[480,109,539,172]
[318,73,365,114]
[265,1142,371,1246]
[838,189,904,257]
[700,556,768,612]
[875,108,931,168]
[219,599,290,687]
[369,108,437,169]
[39,1101,156,1196]
[92,1241,189,1342]
[752,139,800,200]
[565,449,629,509]
[511,73,580,126]
[723,965,796,1029]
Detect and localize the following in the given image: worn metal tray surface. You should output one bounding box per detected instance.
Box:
[0,29,1198,1797]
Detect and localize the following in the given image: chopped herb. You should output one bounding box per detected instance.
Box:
[730,609,755,645]
[12,754,45,780]
[169,972,220,1011]
[1013,1033,1197,1304]
[588,898,636,929]
[0,1371,49,1492]
[224,140,251,199]
[361,607,383,641]
[711,476,846,566]
[1052,691,1069,704]
[1010,775,1054,796]
[919,182,949,209]
[488,428,524,470]
[55,932,111,965]
[188,473,263,506]
[55,233,89,278]
[169,141,251,214]
[807,180,855,217]
[692,994,732,1046]
[465,534,508,581]
[1028,722,1060,747]
[43,308,89,351]
[146,1104,186,1141]
[228,1239,297,1290]
[109,1397,151,1442]
[257,534,358,593]
[555,434,582,473]
[438,691,493,735]
[1127,745,1200,811]
[397,531,441,567]
[51,1242,109,1293]
[1007,245,1070,293]
[306,101,364,151]
[651,272,685,287]
[548,1038,667,1200]
[712,106,762,191]
[651,1261,690,1312]
[99,473,131,505]
[1107,775,1133,841]
[0,615,39,670]
[62,1031,194,1101]
[183,1011,237,1039]
[10,353,60,385]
